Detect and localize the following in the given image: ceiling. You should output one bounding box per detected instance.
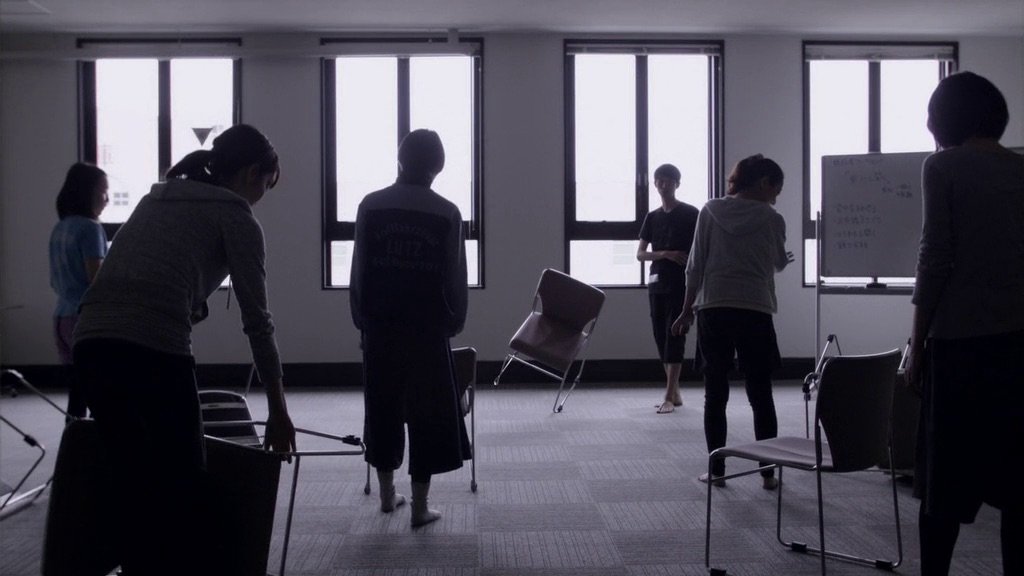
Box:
[1,0,1022,36]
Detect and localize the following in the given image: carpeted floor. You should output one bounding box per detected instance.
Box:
[0,382,1003,575]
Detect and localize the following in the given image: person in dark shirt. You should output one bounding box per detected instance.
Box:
[906,71,1023,576]
[636,163,699,414]
[350,129,471,528]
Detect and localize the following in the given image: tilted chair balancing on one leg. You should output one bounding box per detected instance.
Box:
[492,268,605,413]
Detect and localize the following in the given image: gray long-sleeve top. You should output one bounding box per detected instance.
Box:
[685,196,790,315]
[75,179,282,384]
[912,145,1024,339]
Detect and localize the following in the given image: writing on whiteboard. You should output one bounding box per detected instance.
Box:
[821,151,930,278]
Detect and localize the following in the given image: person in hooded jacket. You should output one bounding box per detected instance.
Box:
[672,153,793,489]
[74,124,296,575]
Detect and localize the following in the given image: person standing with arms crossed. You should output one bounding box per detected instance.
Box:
[351,129,471,528]
[672,154,792,489]
[49,162,108,419]
[637,163,699,414]
[906,71,1023,576]
[74,124,296,575]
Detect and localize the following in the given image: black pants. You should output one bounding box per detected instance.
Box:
[361,328,470,479]
[75,338,211,576]
[649,291,686,363]
[696,308,780,477]
[916,330,1024,575]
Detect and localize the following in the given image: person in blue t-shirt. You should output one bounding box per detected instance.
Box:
[636,164,699,414]
[49,162,108,418]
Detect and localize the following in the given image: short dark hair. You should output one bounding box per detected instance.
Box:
[727,154,784,193]
[927,71,1009,148]
[166,124,280,188]
[398,129,445,184]
[653,163,681,184]
[56,162,106,219]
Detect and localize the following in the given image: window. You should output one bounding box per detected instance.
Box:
[565,40,722,287]
[321,38,483,288]
[802,42,957,288]
[79,40,242,237]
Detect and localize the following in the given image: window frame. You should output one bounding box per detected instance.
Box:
[319,36,484,290]
[563,39,724,288]
[77,37,243,239]
[801,40,958,293]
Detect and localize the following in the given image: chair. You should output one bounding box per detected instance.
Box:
[363,346,478,493]
[1,369,71,520]
[199,375,365,576]
[492,268,605,413]
[704,349,903,575]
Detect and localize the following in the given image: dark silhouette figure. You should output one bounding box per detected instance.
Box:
[351,128,470,527]
[906,71,1023,576]
[73,124,296,575]
[49,162,108,418]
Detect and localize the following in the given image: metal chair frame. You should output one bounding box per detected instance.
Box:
[493,269,605,413]
[203,423,364,576]
[0,369,72,520]
[705,350,904,575]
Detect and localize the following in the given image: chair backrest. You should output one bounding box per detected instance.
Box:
[199,390,262,448]
[814,349,901,472]
[535,268,605,332]
[452,346,476,416]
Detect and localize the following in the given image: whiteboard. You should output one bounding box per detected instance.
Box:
[820,152,930,279]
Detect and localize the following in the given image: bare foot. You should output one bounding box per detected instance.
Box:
[671,396,683,407]
[656,400,675,414]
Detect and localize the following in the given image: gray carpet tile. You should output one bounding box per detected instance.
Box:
[479,530,623,568]
[269,533,347,573]
[342,502,476,536]
[626,565,728,576]
[587,479,702,503]
[477,503,606,532]
[333,534,479,568]
[474,430,568,446]
[598,501,709,531]
[577,459,685,481]
[476,461,583,481]
[0,384,1008,575]
[482,569,630,576]
[476,444,572,463]
[563,429,662,446]
[333,569,478,576]
[479,479,593,505]
[571,443,676,462]
[607,528,709,565]
[275,505,362,535]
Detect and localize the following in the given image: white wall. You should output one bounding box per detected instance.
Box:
[2,33,1022,370]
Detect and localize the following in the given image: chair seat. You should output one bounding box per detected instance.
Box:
[509,312,584,373]
[713,436,835,471]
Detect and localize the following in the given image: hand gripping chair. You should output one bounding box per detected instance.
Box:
[492,268,605,413]
[704,349,903,575]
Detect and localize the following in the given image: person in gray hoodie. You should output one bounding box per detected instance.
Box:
[672,154,792,489]
[74,124,296,575]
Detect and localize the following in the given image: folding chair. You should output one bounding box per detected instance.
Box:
[704,349,903,575]
[492,268,605,413]
[363,346,478,494]
[199,386,365,576]
[1,369,72,520]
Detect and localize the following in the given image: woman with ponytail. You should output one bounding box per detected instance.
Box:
[73,124,295,575]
